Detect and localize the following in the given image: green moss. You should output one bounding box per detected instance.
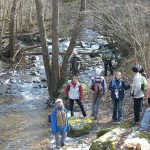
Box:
[68,118,93,137]
[97,129,111,138]
[90,141,115,150]
[139,131,150,142]
[120,122,132,129]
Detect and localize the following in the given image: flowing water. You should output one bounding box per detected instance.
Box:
[0,56,51,150]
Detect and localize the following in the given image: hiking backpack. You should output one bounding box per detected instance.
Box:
[141,76,148,92]
[92,76,103,94]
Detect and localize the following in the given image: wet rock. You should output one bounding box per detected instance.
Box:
[121,138,150,150]
[39,84,47,88]
[90,128,126,150]
[30,71,39,76]
[33,79,41,83]
[68,117,93,137]
[29,56,36,61]
[41,78,47,82]
[97,128,111,138]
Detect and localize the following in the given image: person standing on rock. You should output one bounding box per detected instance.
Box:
[51,99,70,149]
[131,66,145,126]
[65,76,87,117]
[69,51,81,76]
[88,68,107,120]
[102,50,113,76]
[109,72,131,122]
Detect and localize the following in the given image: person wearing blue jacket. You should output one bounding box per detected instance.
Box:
[51,99,70,149]
[109,72,131,122]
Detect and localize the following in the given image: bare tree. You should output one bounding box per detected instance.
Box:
[35,0,51,96]
[8,0,17,58]
[50,0,59,97]
[60,0,86,84]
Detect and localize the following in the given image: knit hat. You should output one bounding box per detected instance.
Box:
[55,99,63,104]
[95,68,102,76]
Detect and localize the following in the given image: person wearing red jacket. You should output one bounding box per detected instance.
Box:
[65,76,87,117]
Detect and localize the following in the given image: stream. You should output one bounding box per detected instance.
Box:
[0,56,51,150]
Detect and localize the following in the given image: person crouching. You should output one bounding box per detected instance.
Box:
[51,99,70,149]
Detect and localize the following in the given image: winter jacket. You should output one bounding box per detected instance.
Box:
[131,73,144,98]
[109,78,130,100]
[51,107,70,134]
[88,76,107,95]
[145,78,150,98]
[65,81,83,100]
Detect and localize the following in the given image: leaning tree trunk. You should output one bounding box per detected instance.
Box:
[35,0,51,97]
[8,0,17,58]
[60,0,86,84]
[50,0,59,97]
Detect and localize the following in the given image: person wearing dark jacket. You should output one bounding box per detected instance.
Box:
[102,50,113,76]
[109,72,131,122]
[69,51,81,76]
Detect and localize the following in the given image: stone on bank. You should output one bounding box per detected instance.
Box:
[90,128,126,150]
[68,117,93,137]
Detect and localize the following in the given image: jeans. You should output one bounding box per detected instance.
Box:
[55,131,67,146]
[69,99,87,117]
[112,98,123,121]
[134,97,143,123]
[91,94,102,118]
[141,108,150,130]
[104,61,113,76]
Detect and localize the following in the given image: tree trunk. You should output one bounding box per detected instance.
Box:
[60,0,86,84]
[0,1,7,58]
[8,0,17,58]
[35,0,51,97]
[50,0,59,97]
[29,0,33,24]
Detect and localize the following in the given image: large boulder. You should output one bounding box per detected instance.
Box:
[90,128,126,150]
[68,117,93,137]
[121,138,150,150]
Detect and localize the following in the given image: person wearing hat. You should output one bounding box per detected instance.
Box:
[88,68,107,120]
[109,72,131,122]
[131,66,145,126]
[69,50,81,76]
[51,99,70,149]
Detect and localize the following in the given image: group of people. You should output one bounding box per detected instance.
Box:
[50,56,150,149]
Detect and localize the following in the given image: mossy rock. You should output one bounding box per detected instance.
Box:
[68,117,93,137]
[97,129,111,138]
[90,128,126,150]
[139,132,150,142]
[90,141,115,150]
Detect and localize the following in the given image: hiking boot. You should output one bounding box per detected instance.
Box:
[56,145,60,149]
[61,143,65,147]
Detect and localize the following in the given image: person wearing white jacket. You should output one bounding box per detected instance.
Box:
[131,66,144,125]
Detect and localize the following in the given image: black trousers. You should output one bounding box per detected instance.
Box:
[134,97,143,122]
[104,61,113,76]
[69,99,86,117]
[148,98,150,106]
